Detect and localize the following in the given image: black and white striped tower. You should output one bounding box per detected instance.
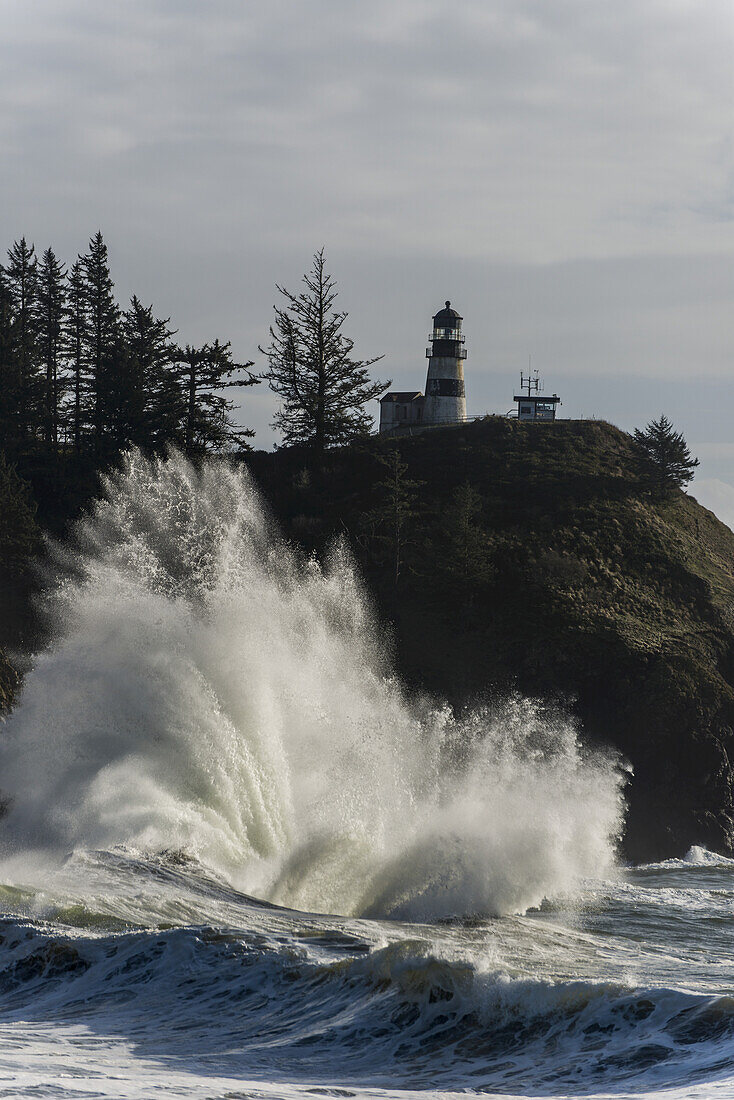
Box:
[423,301,467,425]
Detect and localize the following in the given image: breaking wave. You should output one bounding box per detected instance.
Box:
[0,450,624,919]
[0,868,730,1096]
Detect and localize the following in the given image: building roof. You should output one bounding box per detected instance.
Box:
[513,394,561,403]
[380,391,424,403]
[433,300,462,325]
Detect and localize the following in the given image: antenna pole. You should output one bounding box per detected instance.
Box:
[520,366,541,398]
[519,369,543,400]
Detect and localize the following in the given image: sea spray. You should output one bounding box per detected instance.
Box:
[0,450,625,918]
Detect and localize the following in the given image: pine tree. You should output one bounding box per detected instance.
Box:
[79,232,120,453]
[0,451,43,649]
[4,238,40,446]
[633,414,699,497]
[123,296,181,451]
[36,247,67,448]
[0,269,20,457]
[418,482,494,614]
[173,340,258,455]
[441,483,492,596]
[65,260,90,453]
[363,448,424,586]
[260,249,389,453]
[0,451,42,580]
[0,229,260,467]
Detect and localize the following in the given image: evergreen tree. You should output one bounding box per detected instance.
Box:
[0,451,42,580]
[633,414,699,497]
[0,269,20,457]
[442,483,492,589]
[363,448,424,586]
[79,232,120,453]
[4,238,40,446]
[123,296,181,451]
[260,249,389,452]
[173,340,258,455]
[0,451,43,651]
[36,247,67,448]
[65,260,90,453]
[0,229,259,469]
[422,483,494,614]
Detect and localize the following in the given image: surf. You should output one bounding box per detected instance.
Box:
[0,862,732,1097]
[0,449,624,920]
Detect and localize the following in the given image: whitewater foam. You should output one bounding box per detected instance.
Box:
[0,450,625,919]
[638,846,734,872]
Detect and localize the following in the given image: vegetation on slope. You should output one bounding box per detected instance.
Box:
[2,414,733,861]
[0,456,42,710]
[247,418,734,862]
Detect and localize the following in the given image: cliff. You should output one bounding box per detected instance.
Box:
[247,419,734,862]
[4,419,734,862]
[0,455,42,717]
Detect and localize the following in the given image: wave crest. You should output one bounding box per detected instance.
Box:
[0,450,624,919]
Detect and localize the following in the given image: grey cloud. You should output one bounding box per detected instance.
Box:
[4,0,733,260]
[1,0,732,466]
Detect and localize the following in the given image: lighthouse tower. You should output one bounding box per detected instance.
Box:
[423,301,467,425]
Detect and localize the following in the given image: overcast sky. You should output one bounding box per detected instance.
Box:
[2,1,733,516]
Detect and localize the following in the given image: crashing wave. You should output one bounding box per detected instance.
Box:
[0,450,624,919]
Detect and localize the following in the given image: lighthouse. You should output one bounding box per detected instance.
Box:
[378,300,467,434]
[422,301,467,425]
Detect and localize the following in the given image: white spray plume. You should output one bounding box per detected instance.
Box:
[0,450,624,919]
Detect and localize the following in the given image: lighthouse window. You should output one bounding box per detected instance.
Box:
[521,404,532,416]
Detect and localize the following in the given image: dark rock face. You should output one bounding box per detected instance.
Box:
[247,419,734,862]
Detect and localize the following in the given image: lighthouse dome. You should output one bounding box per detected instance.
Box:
[432,300,462,325]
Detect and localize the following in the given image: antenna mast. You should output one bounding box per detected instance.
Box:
[520,365,543,398]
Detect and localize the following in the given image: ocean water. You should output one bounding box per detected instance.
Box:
[2,847,734,1099]
[0,451,731,1099]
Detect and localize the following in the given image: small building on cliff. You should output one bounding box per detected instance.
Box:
[514,371,561,421]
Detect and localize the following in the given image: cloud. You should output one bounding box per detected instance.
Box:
[691,443,734,461]
[3,0,734,260]
[1,0,732,445]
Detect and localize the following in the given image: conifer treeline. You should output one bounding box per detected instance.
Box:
[0,232,257,466]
